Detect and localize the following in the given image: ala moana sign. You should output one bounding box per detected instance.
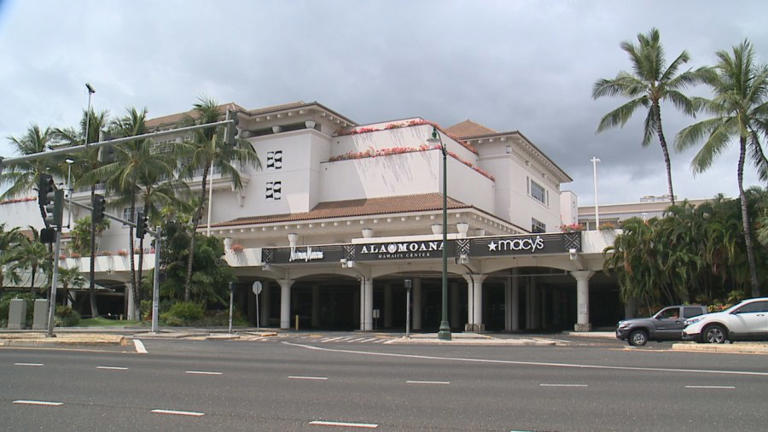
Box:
[358,240,444,260]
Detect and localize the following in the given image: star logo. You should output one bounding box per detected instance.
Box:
[488,241,497,251]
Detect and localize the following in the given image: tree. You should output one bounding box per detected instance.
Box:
[676,40,768,297]
[0,224,26,289]
[7,227,51,294]
[55,109,110,317]
[0,125,61,223]
[58,266,85,307]
[178,98,259,301]
[593,28,702,206]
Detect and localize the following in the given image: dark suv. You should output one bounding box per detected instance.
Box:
[616,305,708,346]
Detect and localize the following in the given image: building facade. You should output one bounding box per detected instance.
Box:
[1,102,620,331]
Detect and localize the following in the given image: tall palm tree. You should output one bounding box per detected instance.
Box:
[593,28,702,206]
[676,40,768,297]
[55,109,109,317]
[179,98,259,301]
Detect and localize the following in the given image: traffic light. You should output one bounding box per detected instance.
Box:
[92,194,106,223]
[38,174,54,208]
[39,174,63,228]
[135,211,148,239]
[226,110,239,147]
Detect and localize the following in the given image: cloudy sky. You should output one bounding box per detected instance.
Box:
[1,0,767,206]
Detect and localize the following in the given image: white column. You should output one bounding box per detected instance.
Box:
[127,283,135,321]
[384,284,393,328]
[261,282,271,327]
[464,276,473,329]
[511,273,520,331]
[450,281,460,330]
[311,285,320,328]
[279,279,293,329]
[472,275,486,331]
[571,270,594,332]
[364,279,373,331]
[504,278,512,331]
[413,278,422,330]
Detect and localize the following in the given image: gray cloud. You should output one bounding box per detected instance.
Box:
[1,0,766,204]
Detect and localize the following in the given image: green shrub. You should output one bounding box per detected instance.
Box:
[160,301,204,326]
[55,305,81,327]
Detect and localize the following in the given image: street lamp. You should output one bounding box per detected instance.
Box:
[426,126,451,341]
[591,156,600,230]
[84,83,95,145]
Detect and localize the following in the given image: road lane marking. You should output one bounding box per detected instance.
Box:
[151,409,205,417]
[186,370,223,375]
[133,339,147,354]
[322,337,344,342]
[282,342,768,377]
[14,363,43,367]
[97,366,128,370]
[289,376,328,380]
[309,420,378,428]
[685,385,735,389]
[360,338,378,343]
[540,384,588,387]
[13,400,63,406]
[406,380,450,385]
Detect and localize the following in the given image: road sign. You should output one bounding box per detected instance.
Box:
[252,281,262,295]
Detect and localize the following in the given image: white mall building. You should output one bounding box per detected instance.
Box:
[1,101,620,331]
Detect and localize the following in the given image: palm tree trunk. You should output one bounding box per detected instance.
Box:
[653,104,676,206]
[184,165,209,301]
[89,185,99,317]
[30,264,36,294]
[737,138,760,297]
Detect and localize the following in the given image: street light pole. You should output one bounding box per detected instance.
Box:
[428,127,451,341]
[591,156,600,229]
[65,158,73,228]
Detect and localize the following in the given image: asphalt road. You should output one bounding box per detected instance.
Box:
[1,336,767,431]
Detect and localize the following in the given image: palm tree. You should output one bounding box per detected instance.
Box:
[8,227,51,293]
[179,98,259,301]
[593,28,702,205]
[676,40,768,297]
[0,125,61,220]
[58,266,86,307]
[0,223,26,289]
[56,109,109,317]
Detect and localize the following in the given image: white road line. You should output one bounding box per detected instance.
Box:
[372,339,386,343]
[13,400,63,406]
[348,338,367,342]
[186,370,223,375]
[97,366,128,370]
[406,380,450,385]
[360,338,378,343]
[151,409,205,417]
[133,339,147,354]
[309,420,378,428]
[540,383,588,387]
[322,337,344,342]
[282,342,768,377]
[685,385,735,389]
[289,375,328,380]
[14,363,43,367]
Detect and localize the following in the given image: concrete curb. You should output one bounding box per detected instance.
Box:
[671,342,768,354]
[0,333,127,347]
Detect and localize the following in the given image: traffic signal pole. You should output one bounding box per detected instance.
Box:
[46,230,62,337]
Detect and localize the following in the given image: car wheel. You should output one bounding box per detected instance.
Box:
[628,329,648,346]
[703,324,728,344]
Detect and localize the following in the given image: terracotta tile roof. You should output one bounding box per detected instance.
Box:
[145,102,246,129]
[446,120,497,138]
[210,193,471,227]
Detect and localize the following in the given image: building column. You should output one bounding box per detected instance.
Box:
[384,284,393,328]
[525,277,534,330]
[450,281,460,330]
[463,274,486,332]
[279,279,294,329]
[261,281,271,327]
[412,278,422,331]
[311,285,320,328]
[571,270,594,332]
[541,286,548,330]
[360,278,373,331]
